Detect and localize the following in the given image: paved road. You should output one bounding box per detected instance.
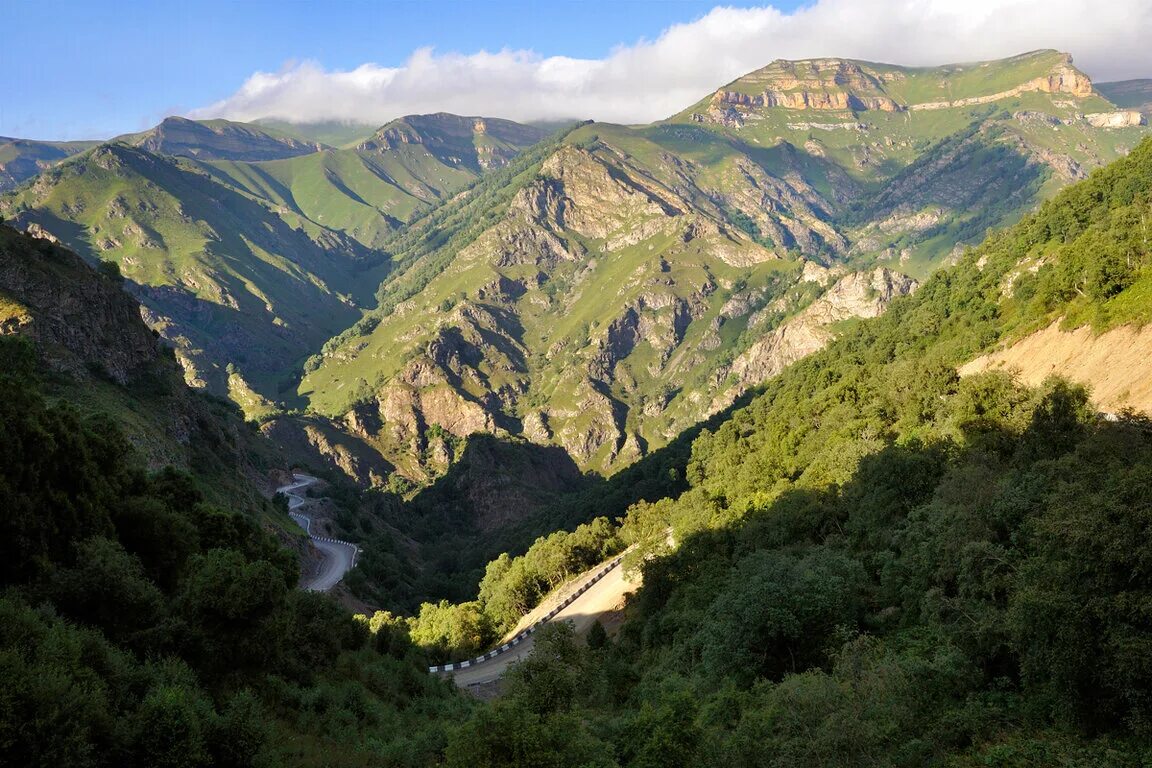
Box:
[447,555,637,687]
[277,474,358,592]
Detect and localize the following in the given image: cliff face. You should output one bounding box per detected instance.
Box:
[706,267,918,414]
[0,225,158,384]
[691,50,1097,123]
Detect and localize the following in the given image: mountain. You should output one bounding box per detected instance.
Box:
[118,115,327,160]
[1097,78,1152,115]
[299,50,1149,481]
[254,117,379,148]
[662,49,1143,272]
[205,113,550,249]
[0,136,98,192]
[0,143,372,406]
[418,134,1152,766]
[4,53,1148,481]
[0,114,550,407]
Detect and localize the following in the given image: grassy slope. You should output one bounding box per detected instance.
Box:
[1097,79,1152,113]
[0,115,550,412]
[301,53,1149,482]
[0,137,99,192]
[0,144,368,403]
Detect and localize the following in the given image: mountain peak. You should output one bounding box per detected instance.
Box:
[357,113,549,171]
[688,49,1093,122]
[120,116,325,162]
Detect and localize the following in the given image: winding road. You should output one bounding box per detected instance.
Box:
[277,474,359,592]
[442,551,638,688]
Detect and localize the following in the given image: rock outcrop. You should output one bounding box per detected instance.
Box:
[1085,111,1147,128]
[0,225,159,384]
[692,51,1096,124]
[708,267,918,413]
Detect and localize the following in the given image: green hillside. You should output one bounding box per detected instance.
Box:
[254,117,379,148]
[0,143,370,405]
[118,115,327,160]
[0,114,550,411]
[0,136,97,192]
[1097,79,1152,114]
[415,135,1152,767]
[301,51,1149,482]
[206,113,549,249]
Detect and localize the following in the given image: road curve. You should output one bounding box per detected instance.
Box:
[443,551,637,687]
[277,474,359,592]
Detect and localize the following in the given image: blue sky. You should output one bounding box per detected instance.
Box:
[4,0,1149,141]
[3,0,796,140]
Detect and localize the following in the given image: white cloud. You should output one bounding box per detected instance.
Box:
[191,0,1152,127]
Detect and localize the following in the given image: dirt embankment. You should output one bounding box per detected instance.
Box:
[961,320,1152,413]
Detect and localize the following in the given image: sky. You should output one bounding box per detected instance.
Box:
[4,0,1151,141]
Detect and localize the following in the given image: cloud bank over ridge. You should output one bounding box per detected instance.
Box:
[192,0,1152,126]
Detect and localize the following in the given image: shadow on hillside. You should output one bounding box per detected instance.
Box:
[620,386,1152,705]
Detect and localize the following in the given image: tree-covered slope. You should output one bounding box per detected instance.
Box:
[0,225,474,766]
[415,135,1152,767]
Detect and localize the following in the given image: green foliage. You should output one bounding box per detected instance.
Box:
[406,137,1152,765]
[0,335,464,766]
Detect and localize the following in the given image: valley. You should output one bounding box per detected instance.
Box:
[7,25,1152,766]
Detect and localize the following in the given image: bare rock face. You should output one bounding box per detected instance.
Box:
[709,267,918,413]
[522,411,552,444]
[1085,111,1147,128]
[378,383,498,446]
[707,59,904,115]
[553,378,628,467]
[519,146,685,242]
[801,267,918,324]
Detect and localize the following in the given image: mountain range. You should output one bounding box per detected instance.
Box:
[8,40,1152,766]
[3,49,1149,484]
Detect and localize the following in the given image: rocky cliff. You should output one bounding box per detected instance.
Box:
[0,224,159,384]
[707,267,918,414]
[692,51,1095,124]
